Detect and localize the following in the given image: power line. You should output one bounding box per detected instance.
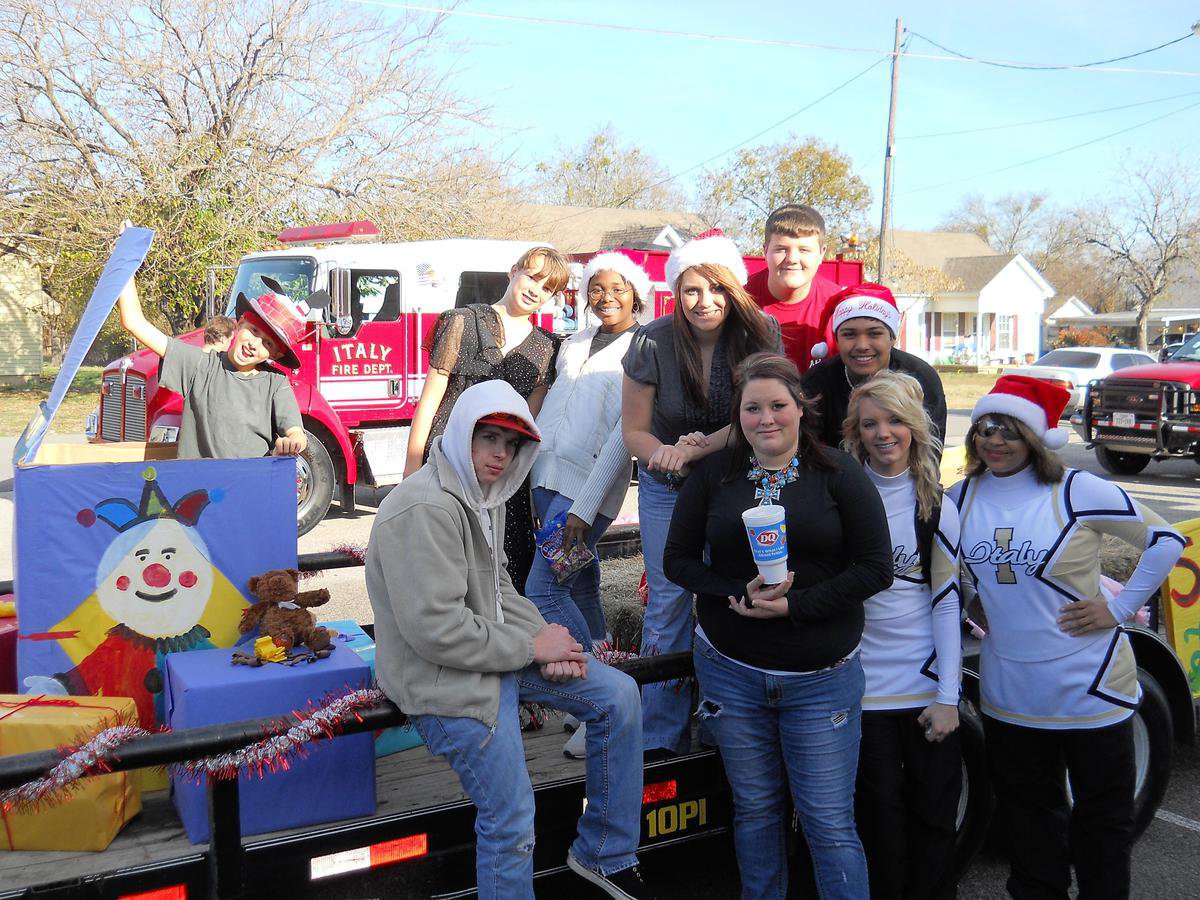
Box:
[904,89,1200,139]
[908,29,1195,71]
[902,97,1200,195]
[527,53,892,230]
[348,2,1200,78]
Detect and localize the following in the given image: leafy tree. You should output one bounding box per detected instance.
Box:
[0,0,508,351]
[532,126,686,210]
[697,136,871,252]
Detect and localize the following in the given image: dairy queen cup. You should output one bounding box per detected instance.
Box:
[741,504,789,585]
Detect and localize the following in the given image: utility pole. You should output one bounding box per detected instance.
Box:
[877,18,902,284]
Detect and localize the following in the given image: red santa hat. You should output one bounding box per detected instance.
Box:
[665,228,748,289]
[810,283,901,360]
[971,374,1071,450]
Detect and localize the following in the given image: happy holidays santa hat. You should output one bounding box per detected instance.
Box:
[810,283,901,361]
[972,374,1071,450]
[665,229,748,289]
[579,251,652,306]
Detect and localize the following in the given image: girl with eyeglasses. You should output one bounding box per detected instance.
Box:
[949,375,1184,899]
[527,252,647,758]
[841,371,963,900]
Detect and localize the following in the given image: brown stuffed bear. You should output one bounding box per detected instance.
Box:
[240,568,336,654]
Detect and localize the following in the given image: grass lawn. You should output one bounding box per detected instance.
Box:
[0,366,104,437]
[940,371,1003,411]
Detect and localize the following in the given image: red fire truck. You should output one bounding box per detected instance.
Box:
[88,221,864,534]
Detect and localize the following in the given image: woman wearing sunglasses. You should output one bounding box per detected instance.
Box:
[948,374,1184,900]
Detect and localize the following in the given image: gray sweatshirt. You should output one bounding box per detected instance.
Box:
[366,381,548,726]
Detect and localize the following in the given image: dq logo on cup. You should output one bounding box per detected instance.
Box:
[756,531,779,546]
[746,523,787,562]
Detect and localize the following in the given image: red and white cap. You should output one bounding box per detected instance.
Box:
[810,283,901,361]
[665,228,748,289]
[234,291,307,369]
[972,374,1071,450]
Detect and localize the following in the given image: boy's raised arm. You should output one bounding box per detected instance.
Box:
[117,278,169,358]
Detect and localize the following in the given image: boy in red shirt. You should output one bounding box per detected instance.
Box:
[743,204,843,371]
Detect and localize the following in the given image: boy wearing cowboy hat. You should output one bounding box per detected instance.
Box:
[116,275,308,459]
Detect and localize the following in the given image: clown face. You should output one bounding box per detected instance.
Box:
[94,518,215,638]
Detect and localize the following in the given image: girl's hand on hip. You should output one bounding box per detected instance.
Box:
[918,702,959,742]
[1057,595,1118,636]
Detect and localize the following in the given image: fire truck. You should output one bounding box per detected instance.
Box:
[88,221,865,535]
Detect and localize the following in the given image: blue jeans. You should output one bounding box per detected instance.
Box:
[637,466,695,753]
[411,661,642,899]
[693,635,869,900]
[526,486,611,646]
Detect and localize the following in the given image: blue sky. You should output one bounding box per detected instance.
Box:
[361,1,1200,231]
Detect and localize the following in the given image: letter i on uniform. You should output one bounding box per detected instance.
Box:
[994,527,1017,584]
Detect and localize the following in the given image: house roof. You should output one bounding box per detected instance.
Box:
[505,204,709,254]
[887,229,999,270]
[942,254,1018,292]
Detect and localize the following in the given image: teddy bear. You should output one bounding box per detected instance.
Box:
[239,568,336,655]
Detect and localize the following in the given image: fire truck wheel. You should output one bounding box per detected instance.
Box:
[950,698,993,882]
[1130,668,1173,839]
[1095,446,1151,475]
[296,431,335,536]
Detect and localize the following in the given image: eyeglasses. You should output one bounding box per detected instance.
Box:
[587,286,630,300]
[975,418,1023,442]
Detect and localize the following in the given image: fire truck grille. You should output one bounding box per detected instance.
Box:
[100,373,148,441]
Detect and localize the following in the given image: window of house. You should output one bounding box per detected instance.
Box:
[997,315,1013,350]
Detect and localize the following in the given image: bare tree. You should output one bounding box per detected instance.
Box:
[532,126,687,211]
[0,0,508,336]
[938,191,1052,256]
[1079,157,1200,350]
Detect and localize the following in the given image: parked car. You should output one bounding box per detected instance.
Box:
[1005,347,1157,414]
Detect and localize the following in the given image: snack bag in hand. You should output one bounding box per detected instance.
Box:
[534,510,596,584]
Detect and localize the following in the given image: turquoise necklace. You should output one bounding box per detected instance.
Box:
[747,454,800,504]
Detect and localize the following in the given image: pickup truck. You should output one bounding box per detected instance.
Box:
[1073,332,1200,475]
[1,548,1190,899]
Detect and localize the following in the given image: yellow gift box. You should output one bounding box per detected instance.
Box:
[0,694,142,851]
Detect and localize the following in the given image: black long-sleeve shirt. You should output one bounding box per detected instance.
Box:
[800,349,948,450]
[664,447,893,671]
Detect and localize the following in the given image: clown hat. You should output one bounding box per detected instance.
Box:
[810,283,900,361]
[665,228,748,289]
[972,374,1071,450]
[579,251,652,306]
[234,291,307,369]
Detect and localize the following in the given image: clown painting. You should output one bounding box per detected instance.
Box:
[22,466,251,727]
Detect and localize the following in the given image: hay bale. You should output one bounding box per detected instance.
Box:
[1100,537,1140,584]
[600,554,647,651]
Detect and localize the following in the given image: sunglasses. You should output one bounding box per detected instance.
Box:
[975,418,1023,442]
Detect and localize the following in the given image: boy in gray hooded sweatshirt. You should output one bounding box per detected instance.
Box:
[366,380,651,900]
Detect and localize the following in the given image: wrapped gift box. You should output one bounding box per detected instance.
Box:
[0,694,142,851]
[165,646,375,843]
[322,620,423,757]
[0,600,16,694]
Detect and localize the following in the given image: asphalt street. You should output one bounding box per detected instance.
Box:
[2,412,1198,893]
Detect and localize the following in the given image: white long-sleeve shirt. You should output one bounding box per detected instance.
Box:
[861,465,963,710]
[949,466,1184,730]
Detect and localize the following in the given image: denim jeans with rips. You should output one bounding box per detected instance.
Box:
[693,634,869,900]
[411,660,643,899]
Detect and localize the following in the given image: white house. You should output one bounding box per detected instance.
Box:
[888,231,1056,366]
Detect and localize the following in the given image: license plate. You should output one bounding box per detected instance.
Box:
[1113,412,1136,428]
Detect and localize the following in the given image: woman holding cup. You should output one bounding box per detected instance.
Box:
[622,230,780,757]
[663,352,892,899]
[841,371,963,900]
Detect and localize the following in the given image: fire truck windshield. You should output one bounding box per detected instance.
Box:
[224,257,316,315]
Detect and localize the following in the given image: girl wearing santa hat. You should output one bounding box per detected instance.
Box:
[527,252,648,759]
[801,283,947,450]
[948,374,1184,899]
[841,371,963,900]
[622,230,780,756]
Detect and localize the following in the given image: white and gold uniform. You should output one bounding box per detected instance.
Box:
[861,466,962,711]
[949,466,1183,730]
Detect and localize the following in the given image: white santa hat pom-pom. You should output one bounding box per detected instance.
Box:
[1042,427,1069,450]
[810,341,829,360]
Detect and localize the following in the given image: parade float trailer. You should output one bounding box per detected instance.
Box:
[86,221,864,535]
